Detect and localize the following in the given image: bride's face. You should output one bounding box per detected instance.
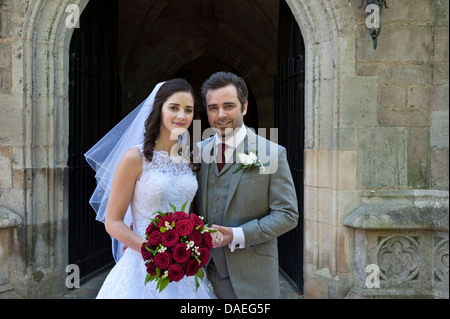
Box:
[160,91,195,137]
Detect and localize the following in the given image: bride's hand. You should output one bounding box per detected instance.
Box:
[121,222,134,253]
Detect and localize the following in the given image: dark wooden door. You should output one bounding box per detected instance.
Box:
[68,0,121,282]
[275,0,305,293]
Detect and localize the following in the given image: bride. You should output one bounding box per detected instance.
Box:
[85,79,218,299]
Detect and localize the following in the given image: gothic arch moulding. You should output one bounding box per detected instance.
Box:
[285,0,358,299]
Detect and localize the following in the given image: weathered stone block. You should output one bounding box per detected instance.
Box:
[332,127,356,150]
[432,85,449,111]
[435,0,449,26]
[380,86,406,111]
[0,65,10,94]
[0,94,24,145]
[408,86,432,111]
[0,41,11,65]
[379,110,430,127]
[433,63,449,86]
[407,128,430,188]
[357,63,433,86]
[356,25,432,63]
[431,111,449,148]
[431,147,449,189]
[0,146,12,189]
[357,127,408,188]
[304,150,357,190]
[434,26,449,63]
[341,77,378,127]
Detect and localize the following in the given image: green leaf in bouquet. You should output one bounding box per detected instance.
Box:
[194,273,200,291]
[181,200,188,212]
[144,273,152,285]
[160,226,167,233]
[208,228,217,233]
[169,203,177,213]
[144,245,154,254]
[197,267,204,281]
[158,276,170,293]
[155,211,164,218]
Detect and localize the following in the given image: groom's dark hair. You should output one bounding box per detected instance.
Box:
[201,72,248,112]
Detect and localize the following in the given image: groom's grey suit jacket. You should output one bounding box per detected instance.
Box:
[196,128,299,298]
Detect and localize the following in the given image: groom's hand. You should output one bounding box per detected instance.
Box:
[211,224,233,248]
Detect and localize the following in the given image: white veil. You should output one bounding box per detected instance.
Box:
[85,81,165,263]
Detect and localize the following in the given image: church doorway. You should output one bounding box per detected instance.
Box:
[69,0,304,291]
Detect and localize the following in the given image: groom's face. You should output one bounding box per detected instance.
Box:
[205,84,248,140]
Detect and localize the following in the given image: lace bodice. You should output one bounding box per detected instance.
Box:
[131,145,198,239]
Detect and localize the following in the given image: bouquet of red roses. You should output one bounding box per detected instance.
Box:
[141,201,215,293]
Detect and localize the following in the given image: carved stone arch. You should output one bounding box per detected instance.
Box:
[284,0,358,298]
[11,0,90,297]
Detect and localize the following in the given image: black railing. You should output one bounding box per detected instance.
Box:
[68,0,120,283]
[275,0,305,293]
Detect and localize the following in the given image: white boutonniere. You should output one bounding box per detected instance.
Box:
[233,151,265,174]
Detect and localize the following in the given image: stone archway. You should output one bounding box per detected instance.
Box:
[285,0,359,298]
[6,0,90,298]
[9,0,357,298]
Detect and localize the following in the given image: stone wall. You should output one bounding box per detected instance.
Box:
[0,0,87,298]
[294,0,448,298]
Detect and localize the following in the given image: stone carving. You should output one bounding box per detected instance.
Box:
[377,236,420,286]
[433,236,449,285]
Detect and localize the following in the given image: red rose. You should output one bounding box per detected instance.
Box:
[176,219,194,237]
[146,222,157,236]
[172,242,191,264]
[141,243,153,261]
[162,229,179,248]
[154,251,172,270]
[172,211,188,220]
[189,230,203,246]
[185,258,201,277]
[202,231,213,250]
[148,230,163,246]
[168,264,185,282]
[157,215,174,229]
[197,247,210,267]
[145,260,157,276]
[189,214,204,229]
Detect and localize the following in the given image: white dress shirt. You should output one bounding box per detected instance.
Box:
[213,125,246,252]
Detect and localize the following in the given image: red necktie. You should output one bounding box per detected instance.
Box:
[217,143,226,172]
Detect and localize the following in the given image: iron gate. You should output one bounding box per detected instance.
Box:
[68,0,120,283]
[275,0,305,293]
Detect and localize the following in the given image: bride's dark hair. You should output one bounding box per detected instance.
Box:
[143,78,199,172]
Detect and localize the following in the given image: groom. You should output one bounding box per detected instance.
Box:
[195,72,299,299]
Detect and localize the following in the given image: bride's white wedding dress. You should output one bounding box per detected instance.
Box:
[96,146,216,299]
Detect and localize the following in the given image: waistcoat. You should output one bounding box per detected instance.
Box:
[205,160,234,278]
